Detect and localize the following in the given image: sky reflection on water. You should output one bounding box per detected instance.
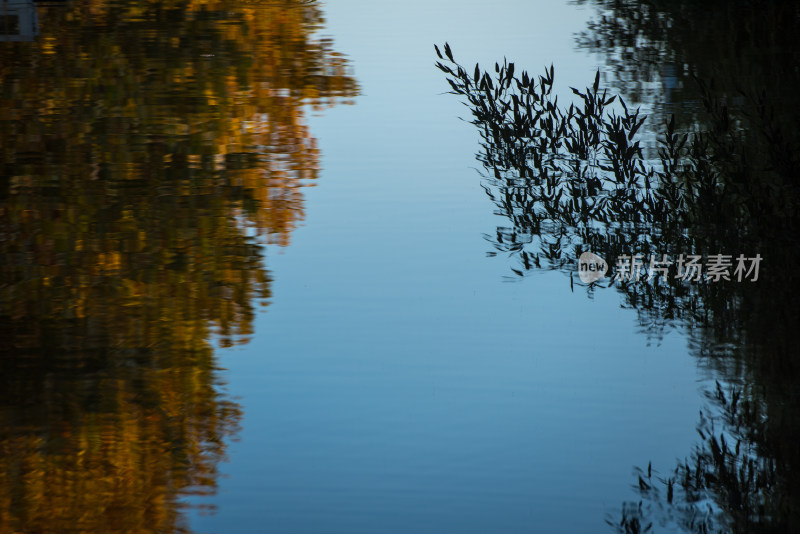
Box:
[188,2,706,533]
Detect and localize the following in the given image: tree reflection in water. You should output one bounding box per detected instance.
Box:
[0,0,358,531]
[436,7,799,526]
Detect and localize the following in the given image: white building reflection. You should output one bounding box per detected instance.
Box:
[1,0,38,42]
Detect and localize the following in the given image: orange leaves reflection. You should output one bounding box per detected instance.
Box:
[0,0,357,531]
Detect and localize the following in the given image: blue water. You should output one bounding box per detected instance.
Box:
[187,2,706,532]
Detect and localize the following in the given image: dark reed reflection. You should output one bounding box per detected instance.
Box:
[435,8,799,527]
[0,0,357,531]
[572,2,800,532]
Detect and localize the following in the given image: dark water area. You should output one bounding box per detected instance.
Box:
[1,1,798,533]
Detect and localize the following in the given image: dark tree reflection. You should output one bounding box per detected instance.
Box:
[435,24,799,531]
[572,0,800,140]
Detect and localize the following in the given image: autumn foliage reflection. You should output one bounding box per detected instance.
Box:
[0,0,357,531]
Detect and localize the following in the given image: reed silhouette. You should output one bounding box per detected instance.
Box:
[436,25,799,531]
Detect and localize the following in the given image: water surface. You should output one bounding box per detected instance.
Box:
[1,1,798,533]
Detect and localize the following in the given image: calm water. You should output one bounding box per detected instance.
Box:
[1,1,798,533]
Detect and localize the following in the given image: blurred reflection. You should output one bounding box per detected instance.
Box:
[0,0,357,531]
[573,0,800,132]
[571,2,800,532]
[436,9,799,527]
[0,0,38,42]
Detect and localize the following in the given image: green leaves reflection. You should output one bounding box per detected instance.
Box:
[0,0,357,531]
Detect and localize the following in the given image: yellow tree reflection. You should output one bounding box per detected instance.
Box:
[0,0,358,531]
